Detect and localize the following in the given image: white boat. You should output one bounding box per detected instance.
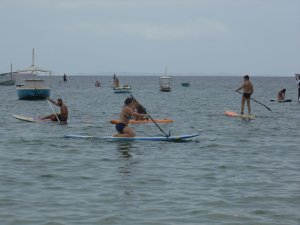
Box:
[113,85,132,93]
[159,66,171,92]
[0,64,16,86]
[16,49,51,100]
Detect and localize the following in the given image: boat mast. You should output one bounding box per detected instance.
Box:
[164,65,168,76]
[32,48,35,67]
[10,63,12,81]
[32,48,36,77]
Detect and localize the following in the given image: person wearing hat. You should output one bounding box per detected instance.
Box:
[114,97,148,137]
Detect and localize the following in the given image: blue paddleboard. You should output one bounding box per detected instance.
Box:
[270,99,292,102]
[64,133,200,142]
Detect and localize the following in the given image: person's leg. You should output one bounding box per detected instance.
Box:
[41,114,53,120]
[114,124,136,137]
[121,126,136,137]
[241,96,245,114]
[247,98,251,114]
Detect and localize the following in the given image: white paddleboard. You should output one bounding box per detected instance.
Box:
[225,111,256,120]
[64,133,200,142]
[11,114,51,122]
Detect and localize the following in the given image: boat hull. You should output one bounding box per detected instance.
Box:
[0,80,15,86]
[113,86,132,93]
[17,88,51,100]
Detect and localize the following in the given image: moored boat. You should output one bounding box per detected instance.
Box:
[113,85,132,93]
[181,82,190,87]
[0,64,16,86]
[16,49,51,100]
[159,66,171,92]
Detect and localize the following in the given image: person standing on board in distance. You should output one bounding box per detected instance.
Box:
[277,89,286,101]
[41,98,68,122]
[114,97,148,137]
[296,75,300,101]
[236,75,254,115]
[63,73,67,83]
[113,74,118,87]
[95,80,100,87]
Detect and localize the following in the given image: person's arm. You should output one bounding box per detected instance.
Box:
[47,98,58,106]
[127,107,147,118]
[236,83,243,92]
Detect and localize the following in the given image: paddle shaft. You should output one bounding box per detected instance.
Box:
[47,100,61,123]
[148,114,170,138]
[130,95,170,138]
[237,91,272,111]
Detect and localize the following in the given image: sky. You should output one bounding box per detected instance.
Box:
[0,0,299,76]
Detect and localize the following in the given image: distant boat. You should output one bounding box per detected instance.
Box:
[181,82,190,87]
[159,66,171,92]
[0,64,16,86]
[113,85,132,93]
[16,49,51,100]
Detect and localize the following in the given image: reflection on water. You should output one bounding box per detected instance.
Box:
[117,142,133,159]
[118,142,135,179]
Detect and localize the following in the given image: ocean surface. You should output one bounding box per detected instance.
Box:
[0,75,299,225]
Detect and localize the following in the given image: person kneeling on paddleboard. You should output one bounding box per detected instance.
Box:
[277,89,286,101]
[236,75,254,115]
[114,97,148,137]
[42,98,68,122]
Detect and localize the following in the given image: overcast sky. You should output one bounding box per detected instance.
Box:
[0,0,299,76]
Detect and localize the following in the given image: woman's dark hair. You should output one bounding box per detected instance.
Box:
[244,75,249,80]
[124,97,133,105]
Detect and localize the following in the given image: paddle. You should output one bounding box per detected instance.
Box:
[237,91,272,111]
[130,95,170,138]
[47,99,62,124]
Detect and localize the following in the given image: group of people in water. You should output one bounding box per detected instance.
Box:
[43,95,147,137]
[45,74,299,137]
[236,74,300,115]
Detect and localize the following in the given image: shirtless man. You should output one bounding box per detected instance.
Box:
[277,89,286,100]
[114,97,148,137]
[236,75,254,114]
[42,98,68,122]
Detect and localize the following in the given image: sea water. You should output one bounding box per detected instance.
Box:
[0,76,299,225]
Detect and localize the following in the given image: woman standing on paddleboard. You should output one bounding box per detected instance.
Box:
[114,97,148,137]
[236,75,254,115]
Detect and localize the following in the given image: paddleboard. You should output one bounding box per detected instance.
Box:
[64,133,200,142]
[110,118,174,124]
[270,99,292,102]
[224,111,256,120]
[11,114,51,122]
